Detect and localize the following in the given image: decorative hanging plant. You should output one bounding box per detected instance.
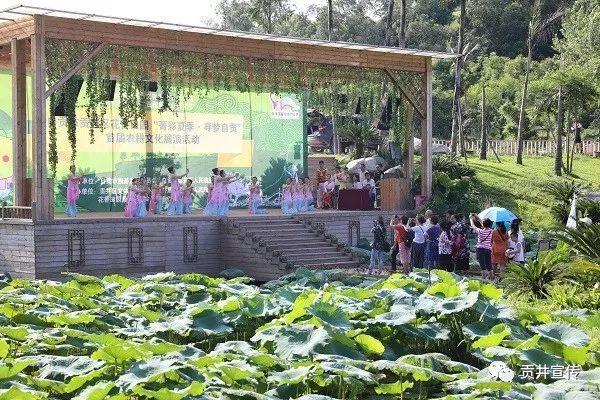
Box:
[48,93,58,178]
[44,37,410,159]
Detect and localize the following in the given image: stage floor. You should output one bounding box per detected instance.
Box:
[53,208,392,219]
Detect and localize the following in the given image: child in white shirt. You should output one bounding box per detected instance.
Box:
[507,231,525,264]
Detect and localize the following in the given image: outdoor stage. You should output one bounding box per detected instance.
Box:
[0,208,409,282]
[0,6,448,281]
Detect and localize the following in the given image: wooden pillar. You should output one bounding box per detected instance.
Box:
[31,18,51,221]
[11,38,27,206]
[420,58,433,199]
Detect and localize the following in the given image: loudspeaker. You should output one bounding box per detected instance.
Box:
[377,97,393,130]
[53,76,84,116]
[103,79,116,101]
[140,81,158,92]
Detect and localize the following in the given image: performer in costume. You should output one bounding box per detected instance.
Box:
[134,178,150,217]
[218,169,238,216]
[167,166,188,215]
[66,165,84,217]
[206,168,219,206]
[292,179,304,212]
[301,177,315,212]
[281,178,296,214]
[204,169,236,216]
[124,178,140,218]
[181,179,197,214]
[248,176,267,214]
[149,181,165,215]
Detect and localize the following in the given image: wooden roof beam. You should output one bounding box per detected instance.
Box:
[45,42,106,98]
[384,68,425,120]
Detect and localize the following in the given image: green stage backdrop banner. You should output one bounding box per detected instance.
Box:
[0,70,306,211]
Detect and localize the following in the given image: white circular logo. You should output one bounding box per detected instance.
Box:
[488,361,515,382]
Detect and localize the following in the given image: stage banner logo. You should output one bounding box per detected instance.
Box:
[269,93,301,120]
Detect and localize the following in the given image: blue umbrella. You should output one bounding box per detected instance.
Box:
[478,207,518,229]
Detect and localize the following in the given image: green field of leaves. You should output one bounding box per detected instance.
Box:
[0,269,598,400]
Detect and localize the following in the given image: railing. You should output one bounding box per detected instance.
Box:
[0,203,33,220]
[432,139,600,157]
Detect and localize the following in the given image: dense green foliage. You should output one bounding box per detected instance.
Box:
[214,0,600,142]
[465,155,600,229]
[0,269,599,399]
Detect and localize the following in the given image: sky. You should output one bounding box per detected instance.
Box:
[0,0,322,26]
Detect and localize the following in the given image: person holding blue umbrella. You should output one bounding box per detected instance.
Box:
[478,207,517,230]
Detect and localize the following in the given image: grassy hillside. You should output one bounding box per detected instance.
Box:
[468,155,600,229]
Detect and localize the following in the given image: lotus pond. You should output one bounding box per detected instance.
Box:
[0,269,598,400]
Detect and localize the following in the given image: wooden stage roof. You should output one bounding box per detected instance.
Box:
[0,4,456,73]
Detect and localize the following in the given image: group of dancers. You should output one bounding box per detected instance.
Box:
[65,165,268,218]
[280,177,315,214]
[123,166,198,217]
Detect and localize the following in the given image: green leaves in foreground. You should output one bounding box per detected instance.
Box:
[0,269,597,399]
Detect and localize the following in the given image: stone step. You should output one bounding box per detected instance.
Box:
[296,260,361,269]
[269,242,335,250]
[282,248,342,256]
[237,218,297,225]
[267,236,329,246]
[253,231,319,239]
[248,225,310,233]
[284,254,353,263]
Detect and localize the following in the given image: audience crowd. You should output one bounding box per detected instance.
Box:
[369,209,525,280]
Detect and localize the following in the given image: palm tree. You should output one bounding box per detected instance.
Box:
[555,86,564,176]
[450,0,466,155]
[515,0,565,165]
[327,0,333,41]
[479,84,487,160]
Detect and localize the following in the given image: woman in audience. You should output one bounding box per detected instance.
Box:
[411,215,427,269]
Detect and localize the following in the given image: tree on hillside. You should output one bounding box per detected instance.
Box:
[398,0,407,47]
[467,0,530,57]
[515,0,565,165]
[249,0,287,34]
[555,0,600,141]
[528,66,597,173]
[384,0,395,46]
[217,0,255,31]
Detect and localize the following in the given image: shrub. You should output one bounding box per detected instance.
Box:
[502,247,573,299]
[432,154,475,179]
[542,180,586,224]
[555,223,600,261]
[578,198,600,223]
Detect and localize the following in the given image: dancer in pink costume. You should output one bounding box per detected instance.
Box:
[181,179,197,214]
[292,180,304,212]
[248,176,267,214]
[167,166,188,215]
[135,179,151,217]
[281,177,296,214]
[148,181,166,215]
[301,177,315,212]
[124,178,140,218]
[65,165,84,217]
[205,169,237,216]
